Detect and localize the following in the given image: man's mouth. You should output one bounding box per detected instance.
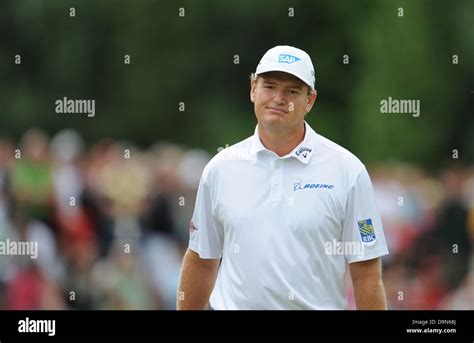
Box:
[266,107,288,115]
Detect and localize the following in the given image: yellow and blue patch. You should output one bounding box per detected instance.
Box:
[358,219,376,243]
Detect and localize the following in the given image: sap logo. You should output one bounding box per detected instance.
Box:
[295,147,312,158]
[293,182,335,191]
[278,54,301,64]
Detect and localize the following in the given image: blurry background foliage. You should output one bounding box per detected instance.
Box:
[0,0,472,168]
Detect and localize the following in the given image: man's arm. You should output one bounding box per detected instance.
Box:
[349,257,387,310]
[177,249,220,310]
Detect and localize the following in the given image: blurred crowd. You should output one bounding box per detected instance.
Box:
[344,162,474,309]
[0,128,210,310]
[0,128,472,310]
[371,164,474,310]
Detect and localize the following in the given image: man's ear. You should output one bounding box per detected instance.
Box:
[250,80,256,103]
[305,89,317,113]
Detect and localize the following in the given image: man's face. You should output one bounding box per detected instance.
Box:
[250,71,317,131]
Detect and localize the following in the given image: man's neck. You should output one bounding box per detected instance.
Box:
[258,122,306,157]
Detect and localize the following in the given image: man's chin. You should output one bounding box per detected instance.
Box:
[259,116,290,131]
[262,113,285,124]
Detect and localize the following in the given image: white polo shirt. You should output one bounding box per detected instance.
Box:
[189,121,389,310]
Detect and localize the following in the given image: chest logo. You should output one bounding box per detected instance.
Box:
[293,182,335,191]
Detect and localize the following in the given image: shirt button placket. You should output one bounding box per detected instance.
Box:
[270,159,283,202]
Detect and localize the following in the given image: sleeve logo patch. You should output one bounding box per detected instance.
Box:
[358,219,376,243]
[189,220,198,234]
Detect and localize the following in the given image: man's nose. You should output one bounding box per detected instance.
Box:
[273,89,287,104]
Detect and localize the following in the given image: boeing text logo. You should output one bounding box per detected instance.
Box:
[293,182,335,191]
[278,54,300,64]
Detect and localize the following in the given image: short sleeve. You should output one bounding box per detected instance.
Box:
[342,167,389,263]
[188,169,224,259]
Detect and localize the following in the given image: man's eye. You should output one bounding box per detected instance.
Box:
[289,90,299,95]
[264,85,274,89]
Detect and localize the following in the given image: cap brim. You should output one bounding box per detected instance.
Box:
[255,63,314,89]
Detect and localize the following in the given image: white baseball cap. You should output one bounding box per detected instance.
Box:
[255,45,315,90]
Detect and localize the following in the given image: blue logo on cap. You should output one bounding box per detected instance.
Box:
[278,54,301,64]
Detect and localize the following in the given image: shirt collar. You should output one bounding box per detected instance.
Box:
[250,121,317,164]
[249,125,267,157]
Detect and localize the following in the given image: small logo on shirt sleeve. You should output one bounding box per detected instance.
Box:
[358,219,376,243]
[189,220,198,234]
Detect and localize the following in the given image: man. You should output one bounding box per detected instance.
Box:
[177,45,389,310]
